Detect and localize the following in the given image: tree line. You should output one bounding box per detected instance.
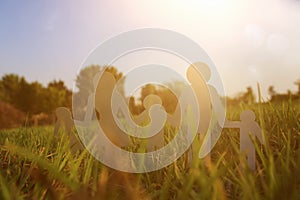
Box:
[0,74,72,128]
[0,74,72,115]
[0,65,299,129]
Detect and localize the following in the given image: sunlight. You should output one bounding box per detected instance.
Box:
[173,0,237,17]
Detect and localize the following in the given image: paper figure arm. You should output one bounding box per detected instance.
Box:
[133,111,149,125]
[223,120,240,128]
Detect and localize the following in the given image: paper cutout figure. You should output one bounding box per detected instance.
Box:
[93,70,199,155]
[185,63,214,166]
[123,84,200,158]
[84,70,104,122]
[94,71,131,148]
[70,63,223,165]
[133,63,212,166]
[133,94,166,151]
[186,63,212,135]
[187,62,227,160]
[224,110,264,170]
[54,107,84,153]
[93,70,169,151]
[112,92,166,139]
[54,107,74,135]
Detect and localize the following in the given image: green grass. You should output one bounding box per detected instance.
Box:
[0,101,299,200]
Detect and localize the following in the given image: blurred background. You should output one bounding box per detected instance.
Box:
[0,0,299,128]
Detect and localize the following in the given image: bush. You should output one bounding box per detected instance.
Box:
[29,112,55,126]
[0,100,25,129]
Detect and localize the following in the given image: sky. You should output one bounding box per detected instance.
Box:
[0,0,300,99]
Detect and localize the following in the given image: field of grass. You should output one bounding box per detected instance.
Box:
[0,101,299,200]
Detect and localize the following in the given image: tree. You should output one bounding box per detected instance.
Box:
[165,80,187,97]
[41,84,67,113]
[105,66,123,82]
[0,74,24,104]
[226,86,255,105]
[0,74,43,114]
[295,79,300,95]
[268,86,276,98]
[0,74,72,115]
[0,81,4,101]
[243,87,255,104]
[74,65,125,120]
[287,89,292,99]
[0,100,25,129]
[75,65,124,97]
[140,84,157,104]
[138,83,179,114]
[74,65,102,120]
[15,80,43,114]
[75,65,101,98]
[47,80,72,109]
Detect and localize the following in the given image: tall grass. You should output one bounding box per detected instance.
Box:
[0,101,299,199]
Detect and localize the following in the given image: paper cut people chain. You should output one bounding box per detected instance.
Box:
[54,62,264,170]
